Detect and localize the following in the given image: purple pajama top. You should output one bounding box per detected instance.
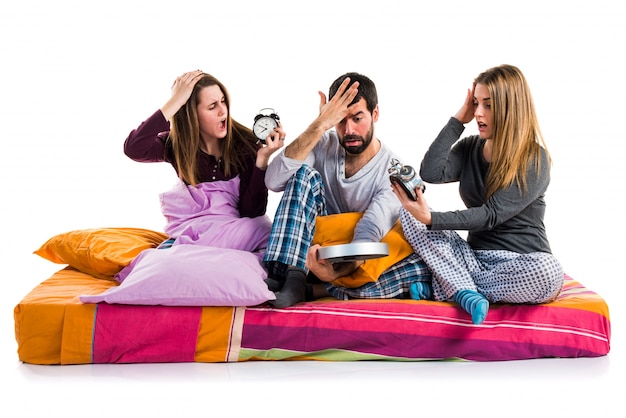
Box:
[124,109,268,218]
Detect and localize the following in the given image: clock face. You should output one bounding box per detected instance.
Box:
[253,116,278,141]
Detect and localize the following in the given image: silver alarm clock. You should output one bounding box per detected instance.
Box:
[388,158,425,201]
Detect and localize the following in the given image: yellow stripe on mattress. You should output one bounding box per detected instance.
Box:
[14,267,114,365]
[195,306,238,362]
[548,278,611,320]
[61,304,98,364]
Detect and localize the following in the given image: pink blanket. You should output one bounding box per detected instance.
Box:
[160,177,272,253]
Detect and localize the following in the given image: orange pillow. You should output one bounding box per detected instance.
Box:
[34,227,169,280]
[312,213,413,288]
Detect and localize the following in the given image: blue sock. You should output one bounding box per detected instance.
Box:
[454,289,489,324]
[409,282,433,300]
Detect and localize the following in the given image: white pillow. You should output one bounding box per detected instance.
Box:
[80,244,275,306]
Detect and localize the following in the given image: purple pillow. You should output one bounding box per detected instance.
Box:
[80,244,275,306]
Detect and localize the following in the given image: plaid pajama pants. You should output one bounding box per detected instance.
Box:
[263,165,431,300]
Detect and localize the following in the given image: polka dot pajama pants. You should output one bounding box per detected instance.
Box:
[400,209,564,304]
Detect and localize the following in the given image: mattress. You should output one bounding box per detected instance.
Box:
[14,267,611,364]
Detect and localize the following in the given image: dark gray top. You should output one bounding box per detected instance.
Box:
[420,117,552,254]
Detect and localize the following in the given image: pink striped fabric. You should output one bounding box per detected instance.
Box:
[240,279,610,361]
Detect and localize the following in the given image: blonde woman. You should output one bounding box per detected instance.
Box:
[394,64,563,324]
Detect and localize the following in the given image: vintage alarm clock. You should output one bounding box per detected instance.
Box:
[388,158,425,201]
[253,108,280,144]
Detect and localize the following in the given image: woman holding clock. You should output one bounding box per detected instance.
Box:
[124,70,285,250]
[393,64,563,325]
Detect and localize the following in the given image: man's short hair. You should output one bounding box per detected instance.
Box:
[329,72,378,114]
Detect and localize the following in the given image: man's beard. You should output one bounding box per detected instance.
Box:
[339,123,374,155]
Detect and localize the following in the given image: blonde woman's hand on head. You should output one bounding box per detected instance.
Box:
[160,70,205,121]
[454,83,477,125]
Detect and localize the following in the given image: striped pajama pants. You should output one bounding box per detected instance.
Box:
[399,208,564,304]
[263,165,432,300]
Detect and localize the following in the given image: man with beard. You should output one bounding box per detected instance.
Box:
[263,72,431,308]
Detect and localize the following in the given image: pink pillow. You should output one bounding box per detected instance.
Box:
[80,244,275,306]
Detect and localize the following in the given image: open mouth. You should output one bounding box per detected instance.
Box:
[344,136,362,147]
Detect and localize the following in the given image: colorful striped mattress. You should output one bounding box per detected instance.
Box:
[14,267,611,364]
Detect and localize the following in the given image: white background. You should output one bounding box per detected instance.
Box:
[1,1,624,417]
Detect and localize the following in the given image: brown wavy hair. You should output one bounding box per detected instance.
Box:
[476,64,552,199]
[167,73,258,186]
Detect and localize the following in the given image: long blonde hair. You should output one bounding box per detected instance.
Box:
[476,64,551,199]
[168,73,257,186]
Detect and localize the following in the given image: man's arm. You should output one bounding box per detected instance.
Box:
[284,77,360,160]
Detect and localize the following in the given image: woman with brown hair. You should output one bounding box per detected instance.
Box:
[124,70,284,251]
[394,64,563,325]
[125,70,284,217]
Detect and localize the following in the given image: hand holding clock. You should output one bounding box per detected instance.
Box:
[253,108,281,144]
[254,113,285,170]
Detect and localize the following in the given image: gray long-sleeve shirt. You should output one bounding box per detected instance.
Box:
[421,117,552,254]
[265,130,401,243]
